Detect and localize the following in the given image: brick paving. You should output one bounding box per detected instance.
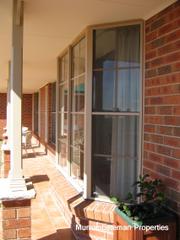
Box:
[23,143,76,240]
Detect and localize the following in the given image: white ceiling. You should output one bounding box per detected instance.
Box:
[0,0,176,93]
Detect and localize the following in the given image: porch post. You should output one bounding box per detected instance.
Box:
[7,62,11,141]
[9,0,24,184]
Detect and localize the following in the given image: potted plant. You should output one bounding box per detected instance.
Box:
[113,174,177,240]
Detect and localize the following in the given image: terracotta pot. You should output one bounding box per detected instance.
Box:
[114,207,176,240]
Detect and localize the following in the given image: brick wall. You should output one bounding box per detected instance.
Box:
[48,84,52,144]
[0,93,32,139]
[39,86,47,143]
[22,94,32,130]
[144,0,180,232]
[0,93,7,139]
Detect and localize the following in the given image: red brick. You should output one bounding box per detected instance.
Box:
[144,125,156,133]
[144,142,156,152]
[164,136,180,147]
[172,149,180,159]
[158,18,180,36]
[17,208,31,218]
[3,229,16,239]
[3,209,16,220]
[148,152,164,163]
[157,126,173,136]
[158,40,180,55]
[156,164,171,176]
[3,218,31,230]
[172,170,180,181]
[17,228,31,238]
[156,145,172,156]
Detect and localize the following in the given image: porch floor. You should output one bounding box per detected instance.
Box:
[23,143,76,240]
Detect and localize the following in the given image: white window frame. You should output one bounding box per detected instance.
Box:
[56,20,144,200]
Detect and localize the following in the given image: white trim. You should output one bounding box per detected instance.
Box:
[38,90,41,137]
[83,28,92,199]
[144,0,177,20]
[32,93,34,132]
[45,85,48,142]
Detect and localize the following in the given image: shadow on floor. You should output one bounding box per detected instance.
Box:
[31,174,50,184]
[37,228,75,240]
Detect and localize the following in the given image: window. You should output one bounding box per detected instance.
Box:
[92,24,141,200]
[70,38,85,182]
[58,53,69,171]
[49,82,56,145]
[57,37,86,186]
[34,92,39,135]
[57,22,142,199]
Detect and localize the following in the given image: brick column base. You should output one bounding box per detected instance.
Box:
[3,150,10,178]
[2,199,31,240]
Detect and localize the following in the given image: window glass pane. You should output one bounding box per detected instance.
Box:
[59,113,68,139]
[117,25,140,68]
[71,147,84,180]
[92,70,115,112]
[71,114,84,149]
[93,29,116,69]
[92,115,139,199]
[59,112,68,169]
[71,114,84,180]
[71,75,85,112]
[117,69,140,112]
[59,83,68,112]
[59,140,68,169]
[72,38,85,77]
[51,113,56,144]
[93,25,140,113]
[34,93,39,134]
[60,53,68,82]
[51,83,56,112]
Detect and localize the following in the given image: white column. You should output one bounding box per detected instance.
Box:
[6,62,11,142]
[9,0,25,185]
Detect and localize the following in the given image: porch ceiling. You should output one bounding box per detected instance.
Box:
[0,0,176,93]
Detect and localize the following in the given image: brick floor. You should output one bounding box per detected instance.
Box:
[23,143,76,240]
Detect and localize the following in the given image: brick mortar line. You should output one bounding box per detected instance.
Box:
[145,19,180,43]
[144,116,180,120]
[144,148,180,162]
[144,155,180,171]
[145,94,180,98]
[143,166,180,184]
[144,140,180,151]
[145,82,180,88]
[145,30,180,45]
[144,113,180,116]
[145,59,180,71]
[144,132,180,139]
[145,47,180,62]
[145,69,180,80]
[146,50,180,65]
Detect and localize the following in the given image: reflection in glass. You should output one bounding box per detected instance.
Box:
[72,38,85,77]
[59,140,68,169]
[71,76,85,112]
[117,25,140,68]
[92,115,139,199]
[59,84,68,112]
[60,53,68,82]
[92,70,115,112]
[93,29,116,69]
[71,114,84,180]
[93,25,140,112]
[117,69,140,112]
[59,112,68,169]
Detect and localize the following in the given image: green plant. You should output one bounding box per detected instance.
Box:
[111,174,166,222]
